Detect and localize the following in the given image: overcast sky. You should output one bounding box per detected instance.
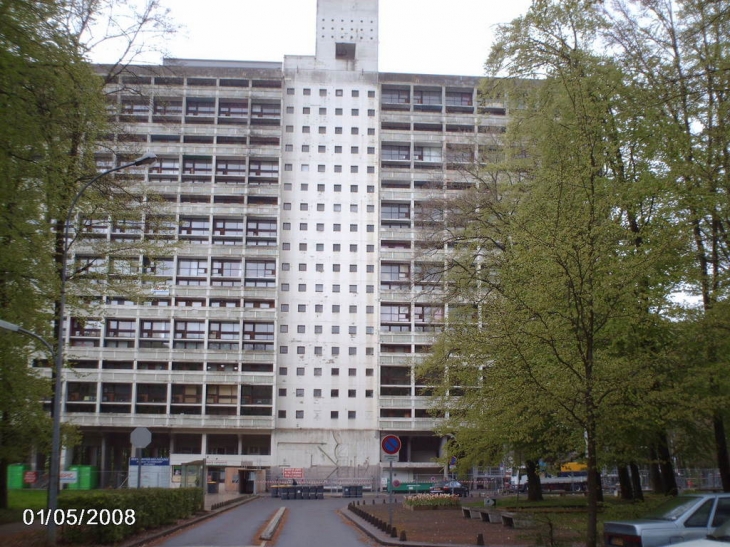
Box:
[91,0,533,76]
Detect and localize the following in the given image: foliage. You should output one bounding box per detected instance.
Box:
[58,488,203,544]
[403,493,461,508]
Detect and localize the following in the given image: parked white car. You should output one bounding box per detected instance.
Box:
[660,518,730,547]
[603,493,730,547]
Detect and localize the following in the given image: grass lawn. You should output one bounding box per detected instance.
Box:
[465,492,670,543]
[0,490,48,525]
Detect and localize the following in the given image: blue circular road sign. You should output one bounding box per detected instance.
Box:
[381,435,402,455]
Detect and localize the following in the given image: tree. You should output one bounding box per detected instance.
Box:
[422,2,686,544]
[0,0,174,509]
[602,0,730,493]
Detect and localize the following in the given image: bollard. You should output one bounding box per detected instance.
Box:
[391,527,398,538]
[476,533,485,546]
[399,530,407,542]
[386,524,392,534]
[372,499,376,505]
[383,498,386,504]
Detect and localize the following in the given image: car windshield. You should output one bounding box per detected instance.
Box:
[643,496,702,521]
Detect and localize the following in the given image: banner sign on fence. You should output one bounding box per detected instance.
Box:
[282,468,304,479]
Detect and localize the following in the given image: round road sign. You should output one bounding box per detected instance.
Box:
[381,434,401,455]
[130,427,152,448]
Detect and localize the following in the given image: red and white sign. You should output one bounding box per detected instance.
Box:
[282,468,304,479]
[23,471,38,484]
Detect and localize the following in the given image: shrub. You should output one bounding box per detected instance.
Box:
[58,488,203,544]
[403,493,460,508]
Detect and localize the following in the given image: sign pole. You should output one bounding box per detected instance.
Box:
[388,460,393,527]
[136,447,142,488]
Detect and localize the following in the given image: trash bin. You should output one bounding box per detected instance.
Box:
[343,486,351,498]
[207,481,218,494]
[316,485,324,499]
[301,485,310,499]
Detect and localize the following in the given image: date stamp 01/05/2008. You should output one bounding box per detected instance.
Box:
[23,509,136,527]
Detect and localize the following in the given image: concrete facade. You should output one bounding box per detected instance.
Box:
[54,0,508,488]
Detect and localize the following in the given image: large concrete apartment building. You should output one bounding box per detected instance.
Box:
[60,0,508,490]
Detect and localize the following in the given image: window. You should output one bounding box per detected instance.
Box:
[279,410,287,418]
[296,410,304,419]
[331,411,339,418]
[348,411,356,419]
[348,389,356,397]
[331,389,339,398]
[296,389,304,397]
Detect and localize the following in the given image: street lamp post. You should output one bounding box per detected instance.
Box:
[46,152,157,545]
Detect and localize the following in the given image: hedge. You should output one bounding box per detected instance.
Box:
[58,488,204,544]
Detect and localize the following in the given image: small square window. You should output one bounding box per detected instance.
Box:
[279,388,287,396]
[368,109,375,116]
[350,166,358,173]
[297,346,305,354]
[350,185,358,192]
[335,108,343,115]
[332,304,340,312]
[315,304,323,312]
[332,326,340,334]
[351,146,359,154]
[332,347,340,356]
[296,410,304,419]
[316,243,324,251]
[298,304,307,312]
[317,184,325,191]
[297,367,305,375]
[319,89,327,97]
[302,144,310,152]
[314,367,322,375]
[296,388,304,397]
[285,164,293,171]
[336,89,343,97]
[335,165,342,173]
[365,390,373,398]
[314,389,322,397]
[333,264,341,272]
[348,389,356,397]
[348,411,356,419]
[351,127,359,135]
[331,389,339,398]
[287,106,294,114]
[334,184,342,192]
[367,167,375,174]
[314,346,322,355]
[280,325,288,333]
[335,127,343,134]
[279,366,288,375]
[278,410,287,418]
[297,325,306,333]
[316,284,323,292]
[352,109,359,116]
[350,244,358,252]
[301,164,309,171]
[332,368,340,376]
[299,243,307,250]
[317,223,324,231]
[333,284,340,293]
[319,107,326,115]
[281,283,290,291]
[368,90,375,98]
[318,145,326,153]
[303,88,311,96]
[315,325,323,334]
[367,128,375,135]
[335,146,342,153]
[318,126,326,134]
[318,165,326,172]
[281,304,289,312]
[298,283,306,292]
[303,107,310,114]
[350,265,357,272]
[349,366,356,374]
[349,325,357,333]
[333,244,341,251]
[366,347,374,355]
[286,125,294,133]
[352,90,359,97]
[302,126,310,133]
[287,88,295,95]
[366,368,374,376]
[350,224,358,232]
[285,144,293,151]
[331,411,339,418]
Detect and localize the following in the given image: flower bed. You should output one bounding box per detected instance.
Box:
[403,493,461,510]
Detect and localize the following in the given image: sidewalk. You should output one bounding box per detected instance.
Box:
[0,493,254,545]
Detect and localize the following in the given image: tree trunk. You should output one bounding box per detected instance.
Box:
[618,465,633,500]
[630,462,644,501]
[525,459,543,502]
[657,433,678,496]
[713,411,730,492]
[649,446,664,494]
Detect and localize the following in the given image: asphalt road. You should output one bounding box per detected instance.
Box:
[158,496,376,547]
